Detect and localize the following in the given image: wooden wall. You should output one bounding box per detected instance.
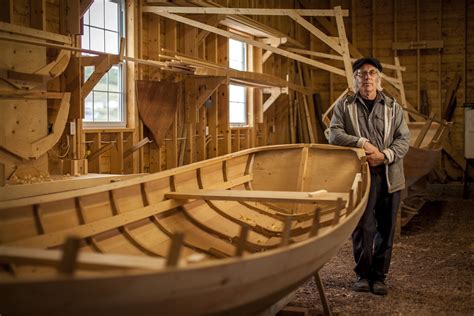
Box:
[1,0,472,182]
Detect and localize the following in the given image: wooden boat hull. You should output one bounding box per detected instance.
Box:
[404,122,443,186]
[0,144,369,315]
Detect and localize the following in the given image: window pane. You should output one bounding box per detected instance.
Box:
[229,39,246,71]
[84,92,93,121]
[108,66,120,92]
[90,27,105,51]
[105,30,118,54]
[82,26,90,49]
[108,93,121,121]
[93,91,108,121]
[96,72,108,91]
[84,11,89,25]
[84,66,93,81]
[105,1,118,31]
[229,85,246,103]
[89,0,104,28]
[229,102,246,124]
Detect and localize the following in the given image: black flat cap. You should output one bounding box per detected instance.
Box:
[352,57,383,73]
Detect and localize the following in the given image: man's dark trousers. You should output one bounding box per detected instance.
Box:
[352,166,401,281]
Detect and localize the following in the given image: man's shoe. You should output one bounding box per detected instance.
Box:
[371,280,388,295]
[352,278,370,292]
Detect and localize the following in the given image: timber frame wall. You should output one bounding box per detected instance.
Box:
[0,0,473,181]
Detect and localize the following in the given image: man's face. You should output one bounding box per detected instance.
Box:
[355,63,379,97]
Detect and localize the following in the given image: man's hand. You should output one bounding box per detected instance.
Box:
[363,141,385,166]
[363,141,378,154]
[366,150,385,166]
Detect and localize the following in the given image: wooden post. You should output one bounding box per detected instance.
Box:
[58,236,81,274]
[280,216,292,246]
[235,225,249,257]
[310,208,321,237]
[166,232,184,267]
[332,198,343,225]
[314,271,333,316]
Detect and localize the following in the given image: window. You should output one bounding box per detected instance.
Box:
[228,39,248,127]
[82,0,125,126]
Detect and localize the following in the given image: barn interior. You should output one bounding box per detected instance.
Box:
[0,0,473,315]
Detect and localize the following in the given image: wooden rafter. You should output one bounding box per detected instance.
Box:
[286,48,406,71]
[146,7,349,16]
[142,7,346,77]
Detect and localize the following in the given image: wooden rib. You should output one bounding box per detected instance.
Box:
[32,204,45,235]
[147,176,252,258]
[0,246,167,271]
[296,147,310,212]
[75,197,104,253]
[208,200,303,239]
[238,200,330,222]
[198,160,282,236]
[149,213,224,258]
[6,174,252,249]
[110,190,164,257]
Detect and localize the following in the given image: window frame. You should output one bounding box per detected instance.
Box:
[228,38,249,128]
[82,0,126,129]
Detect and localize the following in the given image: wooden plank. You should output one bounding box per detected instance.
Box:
[413,112,435,148]
[80,0,93,17]
[0,91,64,99]
[296,62,315,143]
[392,40,444,50]
[165,189,348,204]
[147,7,348,16]
[0,0,13,23]
[60,0,80,35]
[30,0,45,30]
[143,9,346,77]
[442,73,462,121]
[286,48,406,71]
[87,142,115,162]
[123,137,152,159]
[0,21,71,44]
[334,6,354,92]
[287,10,342,55]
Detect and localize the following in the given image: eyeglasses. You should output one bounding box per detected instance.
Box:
[355,70,379,78]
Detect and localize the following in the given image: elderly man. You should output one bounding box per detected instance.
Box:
[328,57,410,295]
